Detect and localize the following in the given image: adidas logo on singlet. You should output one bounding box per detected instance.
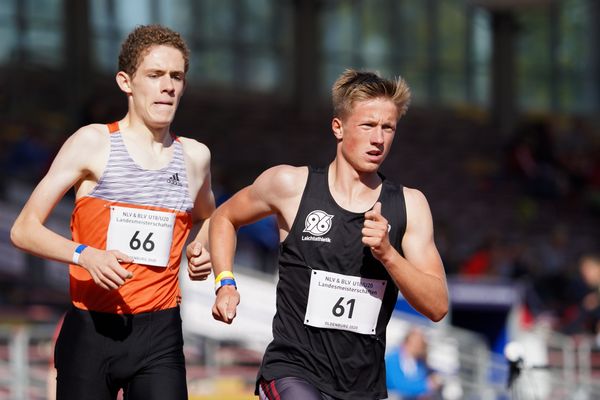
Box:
[167,173,183,186]
[302,210,333,243]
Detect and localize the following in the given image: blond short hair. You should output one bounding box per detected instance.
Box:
[332,69,411,120]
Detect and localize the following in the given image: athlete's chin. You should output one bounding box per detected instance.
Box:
[364,158,386,170]
[356,163,381,174]
[148,116,175,129]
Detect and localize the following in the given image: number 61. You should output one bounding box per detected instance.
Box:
[332,297,355,318]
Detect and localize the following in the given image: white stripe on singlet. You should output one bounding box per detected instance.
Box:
[88,131,194,213]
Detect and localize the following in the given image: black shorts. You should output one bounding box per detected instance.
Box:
[258,377,341,400]
[54,306,187,400]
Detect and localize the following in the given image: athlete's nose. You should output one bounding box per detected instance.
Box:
[161,75,175,94]
[371,127,384,145]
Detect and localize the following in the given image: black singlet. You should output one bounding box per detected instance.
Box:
[256,166,407,400]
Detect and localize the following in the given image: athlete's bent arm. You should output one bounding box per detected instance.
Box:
[10,125,134,290]
[208,177,274,324]
[181,139,216,281]
[209,165,305,324]
[362,188,448,322]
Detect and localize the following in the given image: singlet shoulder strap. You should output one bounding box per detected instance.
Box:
[380,179,407,252]
[107,121,120,134]
[305,166,326,191]
[309,165,325,174]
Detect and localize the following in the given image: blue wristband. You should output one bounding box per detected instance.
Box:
[72,244,88,265]
[215,278,237,293]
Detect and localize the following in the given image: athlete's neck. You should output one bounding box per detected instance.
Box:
[328,160,382,212]
[119,114,173,147]
[117,115,176,171]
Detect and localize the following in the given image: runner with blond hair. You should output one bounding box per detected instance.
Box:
[208,69,448,399]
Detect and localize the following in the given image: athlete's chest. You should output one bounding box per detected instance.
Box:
[296,198,363,245]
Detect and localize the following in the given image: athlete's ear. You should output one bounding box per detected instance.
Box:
[116,71,133,94]
[332,117,343,140]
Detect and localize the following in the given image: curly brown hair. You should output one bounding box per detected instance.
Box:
[332,69,411,120]
[118,24,190,77]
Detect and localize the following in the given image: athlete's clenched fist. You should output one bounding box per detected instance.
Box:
[186,241,212,281]
[362,202,391,261]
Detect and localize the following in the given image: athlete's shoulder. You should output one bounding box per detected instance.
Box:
[402,186,432,217]
[259,164,308,186]
[61,124,110,157]
[402,186,427,203]
[70,123,109,143]
[255,165,308,198]
[177,136,211,163]
[177,136,210,154]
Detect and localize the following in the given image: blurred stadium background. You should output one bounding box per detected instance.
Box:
[1,0,600,399]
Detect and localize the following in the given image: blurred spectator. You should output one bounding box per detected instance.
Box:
[523,225,572,321]
[458,232,513,278]
[385,327,443,400]
[561,253,600,336]
[535,224,569,276]
[499,243,526,281]
[458,235,496,277]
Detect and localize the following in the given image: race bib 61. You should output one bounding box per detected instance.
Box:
[304,270,386,335]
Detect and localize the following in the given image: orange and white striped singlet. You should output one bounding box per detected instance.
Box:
[69,122,194,314]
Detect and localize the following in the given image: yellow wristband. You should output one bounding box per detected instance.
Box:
[215,270,235,283]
